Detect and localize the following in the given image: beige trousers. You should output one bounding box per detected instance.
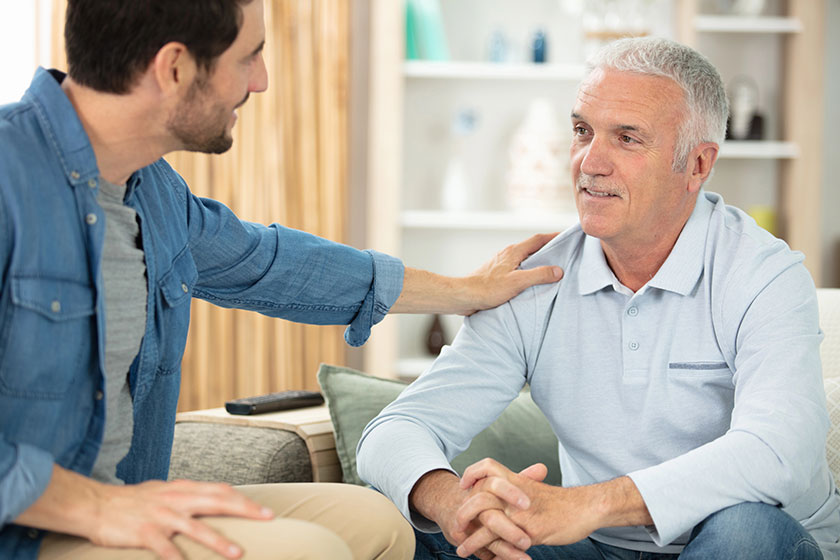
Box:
[37,483,415,560]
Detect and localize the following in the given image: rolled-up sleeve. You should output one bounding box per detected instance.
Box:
[0,440,54,526]
[345,250,404,347]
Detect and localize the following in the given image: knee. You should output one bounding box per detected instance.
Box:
[684,502,822,560]
[347,486,416,559]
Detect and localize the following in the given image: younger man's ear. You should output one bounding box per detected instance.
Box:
[688,143,719,192]
[152,42,197,97]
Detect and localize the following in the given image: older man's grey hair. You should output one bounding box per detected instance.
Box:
[586,37,728,173]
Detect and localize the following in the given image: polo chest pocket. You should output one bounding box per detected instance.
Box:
[0,277,96,398]
[155,248,198,374]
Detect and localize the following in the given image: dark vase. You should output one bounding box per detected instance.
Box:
[425,314,447,356]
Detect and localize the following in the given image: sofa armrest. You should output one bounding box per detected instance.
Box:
[170,422,313,484]
[169,405,341,484]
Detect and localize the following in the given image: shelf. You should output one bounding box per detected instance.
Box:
[396,357,435,379]
[694,15,802,33]
[718,140,798,159]
[403,60,586,81]
[401,209,579,231]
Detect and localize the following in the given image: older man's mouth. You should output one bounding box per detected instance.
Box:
[581,187,619,198]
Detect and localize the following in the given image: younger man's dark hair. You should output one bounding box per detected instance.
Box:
[65,0,252,94]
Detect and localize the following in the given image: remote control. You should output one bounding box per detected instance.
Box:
[225,390,325,415]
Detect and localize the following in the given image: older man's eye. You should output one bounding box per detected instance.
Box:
[620,135,636,144]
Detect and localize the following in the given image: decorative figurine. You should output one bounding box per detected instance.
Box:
[726,75,764,140]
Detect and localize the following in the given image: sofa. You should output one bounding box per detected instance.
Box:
[169,288,840,490]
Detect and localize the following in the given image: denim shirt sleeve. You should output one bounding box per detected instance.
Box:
[0,189,55,524]
[0,442,54,526]
[185,192,404,347]
[345,250,403,346]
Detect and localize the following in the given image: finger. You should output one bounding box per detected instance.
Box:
[478,509,531,552]
[456,524,499,558]
[478,476,530,510]
[461,459,510,489]
[512,266,564,289]
[457,491,505,531]
[475,548,496,560]
[170,515,244,560]
[508,233,560,260]
[485,537,533,560]
[145,531,186,560]
[457,511,530,558]
[518,463,548,482]
[457,487,528,535]
[167,486,274,520]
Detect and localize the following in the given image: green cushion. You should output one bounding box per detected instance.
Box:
[316,363,561,486]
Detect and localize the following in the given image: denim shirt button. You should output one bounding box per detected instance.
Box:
[94,390,104,401]
[50,300,61,313]
[181,283,188,293]
[26,529,39,539]
[87,178,97,188]
[70,171,80,180]
[85,213,98,225]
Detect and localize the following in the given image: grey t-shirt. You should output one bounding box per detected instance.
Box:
[89,178,147,484]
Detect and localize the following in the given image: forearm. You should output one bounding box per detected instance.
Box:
[14,464,103,538]
[391,268,474,315]
[582,476,652,530]
[390,233,564,316]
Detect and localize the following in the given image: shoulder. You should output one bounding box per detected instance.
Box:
[703,192,813,313]
[520,223,586,271]
[705,192,805,282]
[505,223,586,308]
[0,100,43,165]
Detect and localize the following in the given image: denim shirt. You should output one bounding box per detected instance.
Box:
[0,68,404,558]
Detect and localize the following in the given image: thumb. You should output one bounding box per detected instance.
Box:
[518,463,548,482]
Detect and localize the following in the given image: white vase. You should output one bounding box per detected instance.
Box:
[505,98,573,213]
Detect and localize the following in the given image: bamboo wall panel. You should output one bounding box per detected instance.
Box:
[171,0,350,410]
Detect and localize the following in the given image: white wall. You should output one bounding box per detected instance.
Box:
[0,1,52,105]
[822,0,840,287]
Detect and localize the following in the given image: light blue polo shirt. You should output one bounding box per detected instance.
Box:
[358,191,840,557]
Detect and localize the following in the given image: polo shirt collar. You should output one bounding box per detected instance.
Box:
[577,192,712,296]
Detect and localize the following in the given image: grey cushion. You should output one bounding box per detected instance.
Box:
[169,422,312,485]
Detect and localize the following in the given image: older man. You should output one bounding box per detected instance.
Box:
[358,37,840,560]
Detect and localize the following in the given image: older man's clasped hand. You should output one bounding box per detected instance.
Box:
[442,459,591,560]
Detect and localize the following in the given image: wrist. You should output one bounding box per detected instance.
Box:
[409,469,462,524]
[586,477,652,530]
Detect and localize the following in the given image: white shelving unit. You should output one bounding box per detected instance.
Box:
[718,140,798,159]
[400,209,579,231]
[676,0,824,281]
[404,60,586,81]
[694,15,802,33]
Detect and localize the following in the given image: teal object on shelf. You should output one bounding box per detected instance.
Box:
[405,0,420,60]
[407,0,450,61]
